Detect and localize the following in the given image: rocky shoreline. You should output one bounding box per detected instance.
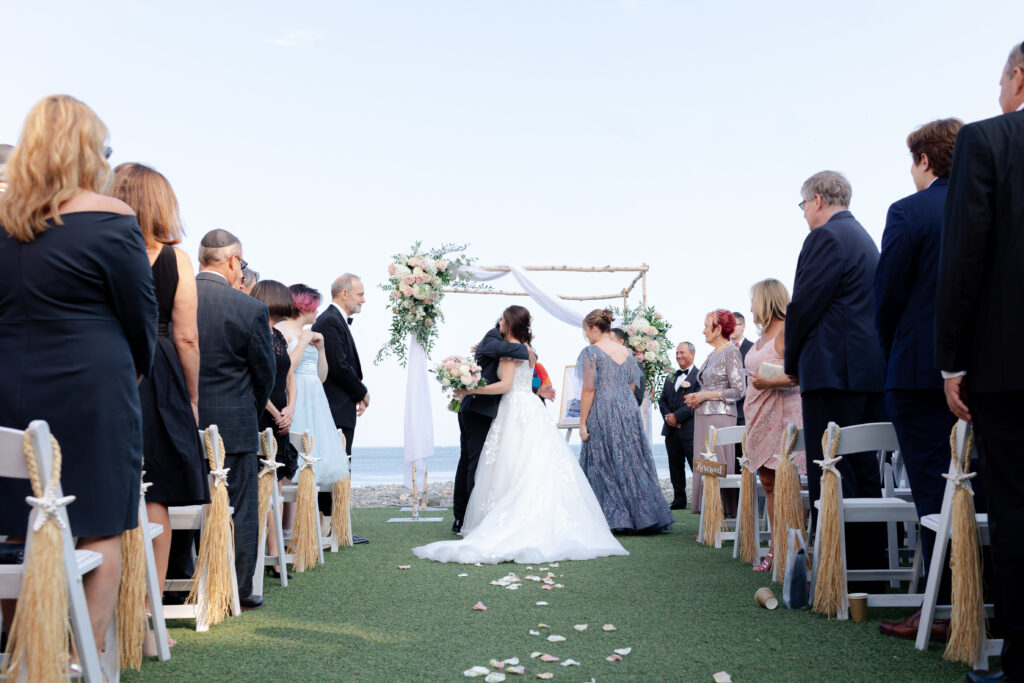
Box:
[351,477,679,508]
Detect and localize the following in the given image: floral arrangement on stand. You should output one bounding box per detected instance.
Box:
[432,356,486,412]
[375,242,484,366]
[612,304,673,401]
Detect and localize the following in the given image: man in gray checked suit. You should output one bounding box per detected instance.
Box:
[195,229,275,609]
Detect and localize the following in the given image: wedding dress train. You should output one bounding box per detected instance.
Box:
[413,360,629,564]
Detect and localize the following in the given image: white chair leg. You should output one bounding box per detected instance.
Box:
[253,523,267,598]
[271,484,288,587]
[886,518,900,589]
[101,615,120,683]
[140,504,171,661]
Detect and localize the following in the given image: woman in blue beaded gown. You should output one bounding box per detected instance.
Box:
[273,284,349,492]
[577,309,673,534]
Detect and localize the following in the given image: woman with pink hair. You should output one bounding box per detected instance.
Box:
[274,284,349,496]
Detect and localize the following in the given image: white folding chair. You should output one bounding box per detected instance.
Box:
[252,429,290,597]
[0,421,105,681]
[163,425,241,632]
[810,422,922,619]
[915,420,1000,670]
[697,425,745,548]
[136,483,172,662]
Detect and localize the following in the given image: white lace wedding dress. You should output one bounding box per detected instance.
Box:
[413,360,629,564]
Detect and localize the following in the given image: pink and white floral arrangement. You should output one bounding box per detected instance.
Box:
[432,355,487,412]
[617,305,673,401]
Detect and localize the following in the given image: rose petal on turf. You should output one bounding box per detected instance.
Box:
[473,602,487,611]
[541,585,553,590]
[712,673,732,683]
[536,674,553,680]
[553,584,564,589]
[537,623,550,629]
[458,573,469,577]
[489,660,505,669]
[506,665,525,675]
[614,647,632,656]
[530,652,542,659]
[504,658,520,666]
[550,562,559,567]
[560,659,580,667]
[485,673,506,683]
[535,601,548,606]
[398,565,411,569]
[605,654,622,662]
[465,665,490,677]
[529,629,540,636]
[506,584,520,590]
[602,624,617,631]
[546,635,566,642]
[539,654,560,662]
[573,624,588,631]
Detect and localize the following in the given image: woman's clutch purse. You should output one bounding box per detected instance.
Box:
[759,362,784,380]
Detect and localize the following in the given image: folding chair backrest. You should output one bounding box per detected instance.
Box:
[289,430,313,455]
[257,428,277,458]
[0,427,31,479]
[714,425,745,447]
[0,421,71,543]
[791,426,806,452]
[834,422,899,455]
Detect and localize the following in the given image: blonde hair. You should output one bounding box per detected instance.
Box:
[109,163,184,246]
[0,95,111,242]
[750,278,790,330]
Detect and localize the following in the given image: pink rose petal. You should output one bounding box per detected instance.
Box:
[473,602,487,611]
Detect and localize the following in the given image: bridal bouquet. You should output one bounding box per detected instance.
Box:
[375,242,485,366]
[433,356,487,412]
[615,305,673,401]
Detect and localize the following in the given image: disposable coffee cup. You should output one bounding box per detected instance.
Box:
[848,592,868,622]
[755,587,778,610]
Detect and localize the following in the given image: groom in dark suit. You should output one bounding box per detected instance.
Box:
[194,229,275,608]
[936,42,1024,682]
[313,273,369,544]
[452,323,531,533]
[659,342,699,509]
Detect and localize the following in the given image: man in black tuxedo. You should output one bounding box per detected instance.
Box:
[936,42,1024,682]
[195,229,275,609]
[312,273,369,544]
[784,171,887,583]
[659,342,699,509]
[874,118,964,642]
[452,324,531,533]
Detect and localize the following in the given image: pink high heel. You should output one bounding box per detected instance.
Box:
[753,553,773,572]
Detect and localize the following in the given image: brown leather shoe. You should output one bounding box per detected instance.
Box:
[879,609,950,642]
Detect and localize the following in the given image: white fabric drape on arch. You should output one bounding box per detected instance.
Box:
[402,265,652,488]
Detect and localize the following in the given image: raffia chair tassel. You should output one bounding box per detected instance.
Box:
[185,431,234,627]
[737,434,757,564]
[289,432,322,571]
[943,425,985,665]
[811,423,846,618]
[116,477,152,670]
[701,428,727,547]
[773,425,804,582]
[0,433,76,682]
[257,432,283,549]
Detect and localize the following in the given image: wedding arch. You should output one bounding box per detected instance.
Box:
[376,245,668,493]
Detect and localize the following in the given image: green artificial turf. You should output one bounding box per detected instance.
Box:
[124,509,974,682]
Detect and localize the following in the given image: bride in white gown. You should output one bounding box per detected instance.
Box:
[413,306,628,565]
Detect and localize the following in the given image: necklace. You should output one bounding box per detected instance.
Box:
[712,341,730,354]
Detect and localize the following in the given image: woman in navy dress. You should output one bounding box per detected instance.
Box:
[0,96,157,659]
[110,162,206,613]
[577,309,672,534]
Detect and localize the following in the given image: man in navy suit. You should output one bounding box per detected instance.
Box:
[937,42,1024,682]
[874,119,963,642]
[195,229,276,608]
[313,273,370,544]
[784,170,887,583]
[659,342,699,509]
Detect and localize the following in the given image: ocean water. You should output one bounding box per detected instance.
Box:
[350,442,680,487]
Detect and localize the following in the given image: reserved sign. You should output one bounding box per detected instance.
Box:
[694,456,727,478]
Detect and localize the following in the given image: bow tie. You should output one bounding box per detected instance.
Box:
[347,317,354,325]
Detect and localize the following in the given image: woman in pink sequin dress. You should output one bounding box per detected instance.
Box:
[743,279,804,572]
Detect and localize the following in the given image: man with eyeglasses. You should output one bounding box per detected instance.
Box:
[785,170,888,592]
[936,41,1024,683]
[192,229,275,610]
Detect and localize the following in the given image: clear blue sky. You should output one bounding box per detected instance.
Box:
[3,1,1021,446]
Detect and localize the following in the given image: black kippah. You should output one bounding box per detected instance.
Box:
[200,229,240,248]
